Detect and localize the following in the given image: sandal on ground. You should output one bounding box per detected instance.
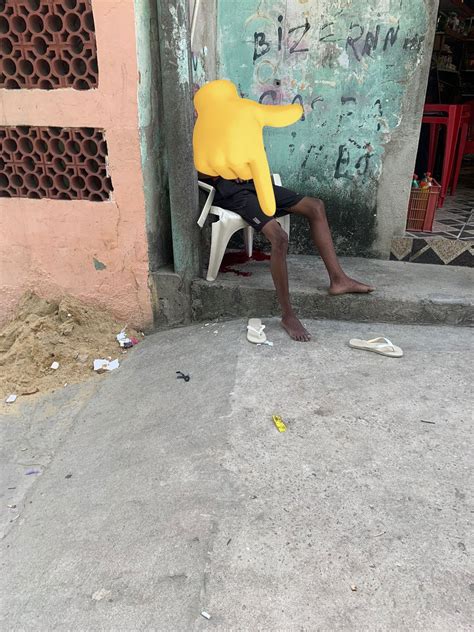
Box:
[349,336,403,358]
[247,318,267,344]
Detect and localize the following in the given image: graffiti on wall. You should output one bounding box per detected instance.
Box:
[217,0,428,228]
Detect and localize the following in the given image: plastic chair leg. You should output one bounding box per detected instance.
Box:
[206,220,237,281]
[427,124,439,174]
[439,115,457,206]
[450,121,468,197]
[243,225,254,258]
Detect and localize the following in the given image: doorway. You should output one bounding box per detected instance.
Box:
[393,0,474,266]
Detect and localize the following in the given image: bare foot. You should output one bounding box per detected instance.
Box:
[329,276,375,296]
[281,313,311,342]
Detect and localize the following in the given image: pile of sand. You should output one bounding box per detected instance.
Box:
[0,291,142,399]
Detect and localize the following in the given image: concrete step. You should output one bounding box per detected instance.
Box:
[192,255,474,326]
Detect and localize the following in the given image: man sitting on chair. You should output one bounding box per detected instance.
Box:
[194,80,374,342]
[198,172,374,342]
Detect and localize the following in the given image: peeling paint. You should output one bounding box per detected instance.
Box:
[217,0,429,254]
[218,0,427,254]
[93,257,106,271]
[169,5,190,86]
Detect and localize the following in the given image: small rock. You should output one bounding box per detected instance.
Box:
[92,588,111,601]
[77,353,89,364]
[351,584,357,592]
[5,394,17,404]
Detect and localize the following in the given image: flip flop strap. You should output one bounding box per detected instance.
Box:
[367,337,394,350]
[247,325,265,335]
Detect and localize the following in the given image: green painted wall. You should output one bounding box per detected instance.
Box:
[217,0,431,255]
[135,0,172,271]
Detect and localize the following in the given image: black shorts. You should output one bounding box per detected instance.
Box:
[204,177,304,232]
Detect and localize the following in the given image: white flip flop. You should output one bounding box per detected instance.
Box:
[349,336,403,358]
[247,318,267,344]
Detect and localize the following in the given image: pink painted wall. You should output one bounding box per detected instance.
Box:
[0,0,152,328]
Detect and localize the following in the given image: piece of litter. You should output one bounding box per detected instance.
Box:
[50,361,59,370]
[263,340,273,346]
[371,531,386,537]
[272,415,287,433]
[93,358,119,373]
[67,313,71,317]
[213,330,218,334]
[65,474,72,479]
[5,394,17,404]
[7,504,17,509]
[204,323,210,327]
[116,330,132,348]
[130,336,139,345]
[201,611,211,620]
[176,371,190,382]
[227,538,232,545]
[92,588,111,601]
[25,469,41,475]
[420,419,436,425]
[20,447,27,451]
[351,584,357,592]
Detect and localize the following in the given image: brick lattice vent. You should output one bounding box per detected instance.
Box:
[0,0,98,90]
[0,126,113,201]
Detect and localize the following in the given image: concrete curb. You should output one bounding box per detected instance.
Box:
[191,257,474,327]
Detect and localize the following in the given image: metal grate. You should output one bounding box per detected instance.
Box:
[0,0,98,90]
[0,126,113,201]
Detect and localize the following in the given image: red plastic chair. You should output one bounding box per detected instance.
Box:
[423,104,463,207]
[450,101,474,196]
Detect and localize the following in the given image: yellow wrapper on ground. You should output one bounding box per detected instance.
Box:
[272,415,287,432]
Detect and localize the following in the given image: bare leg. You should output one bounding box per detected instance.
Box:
[261,220,310,342]
[290,197,375,295]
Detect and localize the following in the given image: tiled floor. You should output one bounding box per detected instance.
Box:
[406,184,474,241]
[393,169,473,267]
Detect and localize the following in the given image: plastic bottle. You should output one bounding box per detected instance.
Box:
[420,172,432,189]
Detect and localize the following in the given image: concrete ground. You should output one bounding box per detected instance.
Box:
[1,318,473,631]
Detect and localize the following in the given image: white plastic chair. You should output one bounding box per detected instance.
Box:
[197,173,290,281]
